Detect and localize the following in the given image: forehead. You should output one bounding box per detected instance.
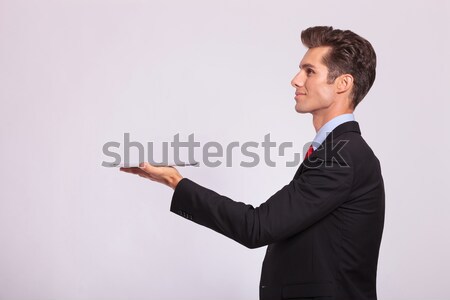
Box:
[300,46,331,68]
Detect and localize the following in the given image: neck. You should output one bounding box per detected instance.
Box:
[312,108,354,132]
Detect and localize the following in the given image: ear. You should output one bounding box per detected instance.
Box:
[336,74,354,94]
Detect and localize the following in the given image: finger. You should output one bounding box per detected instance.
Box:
[139,162,162,175]
[120,167,145,175]
[138,173,150,179]
[140,162,176,174]
[120,167,137,172]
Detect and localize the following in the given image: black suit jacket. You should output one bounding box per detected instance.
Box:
[170,121,385,300]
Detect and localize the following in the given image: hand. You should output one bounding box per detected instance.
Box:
[119,162,183,190]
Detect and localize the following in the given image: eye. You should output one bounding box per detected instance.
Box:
[306,68,314,76]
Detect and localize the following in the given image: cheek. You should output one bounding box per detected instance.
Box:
[316,85,335,103]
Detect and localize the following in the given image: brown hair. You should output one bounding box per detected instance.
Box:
[301,26,377,108]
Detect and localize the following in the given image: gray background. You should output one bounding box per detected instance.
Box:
[1,0,449,299]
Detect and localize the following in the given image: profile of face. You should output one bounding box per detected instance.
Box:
[291,46,340,115]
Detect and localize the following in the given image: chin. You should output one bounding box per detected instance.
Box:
[295,104,309,114]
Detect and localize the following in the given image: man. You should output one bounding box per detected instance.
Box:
[121,26,385,300]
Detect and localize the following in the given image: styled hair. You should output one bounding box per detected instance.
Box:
[301,26,377,108]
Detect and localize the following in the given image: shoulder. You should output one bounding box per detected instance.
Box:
[306,128,376,169]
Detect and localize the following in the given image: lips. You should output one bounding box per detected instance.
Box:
[295,91,306,96]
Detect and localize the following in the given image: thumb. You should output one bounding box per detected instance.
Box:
[139,162,157,173]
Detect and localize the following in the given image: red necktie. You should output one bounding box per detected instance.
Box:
[304,145,314,160]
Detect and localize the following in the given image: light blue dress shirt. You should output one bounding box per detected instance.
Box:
[311,114,355,150]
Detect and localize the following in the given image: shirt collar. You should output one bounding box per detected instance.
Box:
[311,113,355,150]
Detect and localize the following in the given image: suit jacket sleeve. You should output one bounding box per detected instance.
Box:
[170,149,354,249]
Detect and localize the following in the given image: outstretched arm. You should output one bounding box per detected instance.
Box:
[120,153,353,249]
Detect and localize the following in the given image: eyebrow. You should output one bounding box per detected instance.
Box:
[299,63,316,69]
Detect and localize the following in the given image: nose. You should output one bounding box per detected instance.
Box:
[291,71,305,88]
